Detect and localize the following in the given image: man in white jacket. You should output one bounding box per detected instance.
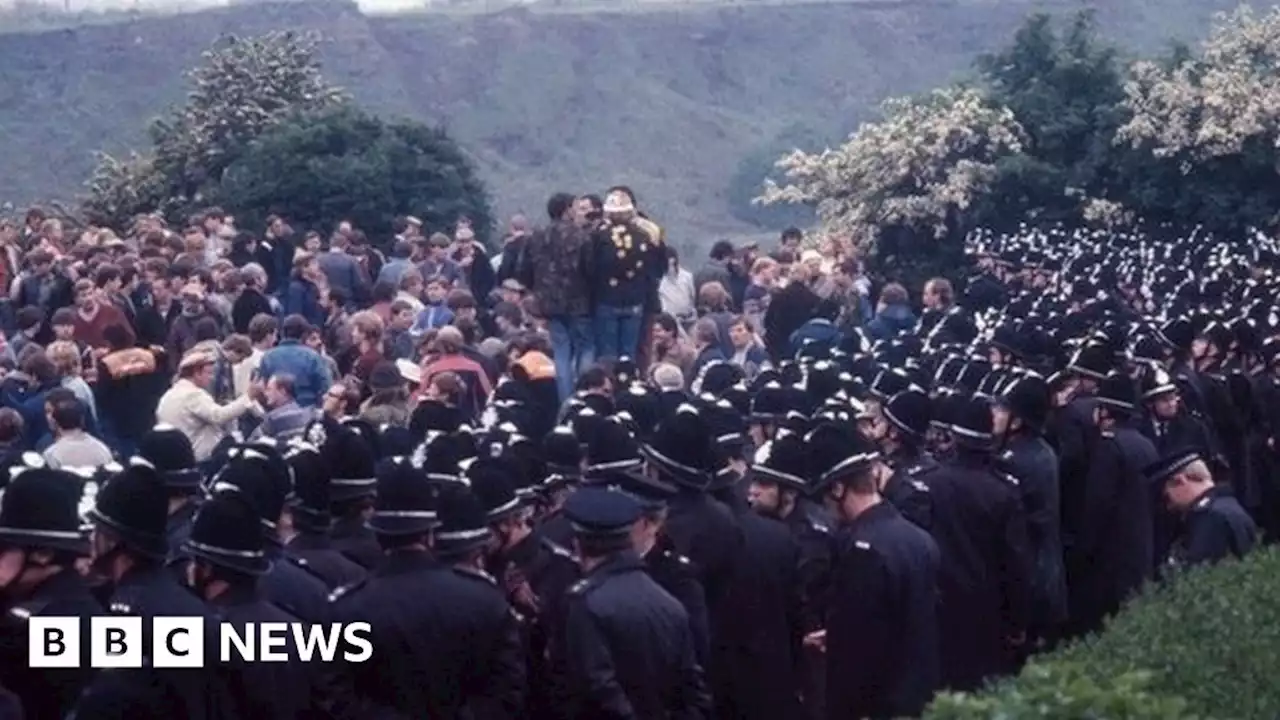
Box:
[156,346,262,461]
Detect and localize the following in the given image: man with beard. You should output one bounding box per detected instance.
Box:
[0,464,102,720]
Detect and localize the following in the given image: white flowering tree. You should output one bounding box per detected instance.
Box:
[85,30,345,227]
[1119,6,1280,163]
[1112,5,1280,231]
[757,87,1027,254]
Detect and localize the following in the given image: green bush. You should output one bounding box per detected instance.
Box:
[927,546,1280,719]
[928,664,1195,719]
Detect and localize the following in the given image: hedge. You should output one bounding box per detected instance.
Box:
[926,546,1280,719]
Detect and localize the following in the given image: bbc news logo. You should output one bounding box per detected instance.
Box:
[29,618,373,668]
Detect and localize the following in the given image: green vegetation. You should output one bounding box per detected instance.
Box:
[763,6,1280,281]
[217,106,492,242]
[0,0,1244,244]
[928,546,1280,717]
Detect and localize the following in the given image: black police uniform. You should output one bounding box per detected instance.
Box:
[996,432,1068,639]
[557,487,710,720]
[600,454,713,673]
[0,468,102,720]
[2,570,102,720]
[330,458,525,719]
[642,534,710,669]
[164,499,199,570]
[881,466,934,532]
[74,463,230,720]
[779,497,834,633]
[286,531,367,590]
[826,501,940,720]
[283,442,368,591]
[185,492,319,720]
[925,452,1033,691]
[332,550,526,718]
[709,484,805,720]
[493,528,581,720]
[1069,422,1159,636]
[1167,485,1257,568]
[261,543,332,622]
[330,513,383,571]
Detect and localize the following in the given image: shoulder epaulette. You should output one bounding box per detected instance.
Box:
[453,566,498,586]
[328,578,368,603]
[108,601,133,615]
[908,479,930,493]
[1100,430,1116,439]
[662,549,693,566]
[854,540,872,551]
[540,536,576,562]
[999,472,1021,487]
[999,449,1015,462]
[808,518,831,535]
[1193,493,1214,512]
[568,578,594,596]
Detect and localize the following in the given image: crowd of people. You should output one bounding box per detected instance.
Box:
[0,186,1269,720]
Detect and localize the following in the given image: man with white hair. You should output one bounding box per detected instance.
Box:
[650,362,685,392]
[1148,450,1257,569]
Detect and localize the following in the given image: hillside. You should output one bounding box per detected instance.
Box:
[0,0,1243,248]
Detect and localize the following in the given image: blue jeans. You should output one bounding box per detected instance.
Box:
[593,304,643,366]
[549,315,596,400]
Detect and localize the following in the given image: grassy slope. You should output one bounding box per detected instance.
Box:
[0,0,1242,248]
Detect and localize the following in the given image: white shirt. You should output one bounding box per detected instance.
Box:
[659,269,697,320]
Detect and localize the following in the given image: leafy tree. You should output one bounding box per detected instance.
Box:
[973,11,1135,229]
[84,30,345,228]
[214,106,492,243]
[1116,6,1280,232]
[757,87,1026,254]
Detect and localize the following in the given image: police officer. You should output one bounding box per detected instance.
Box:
[329,457,525,718]
[1139,369,1221,460]
[1148,450,1258,570]
[641,405,744,626]
[137,424,204,576]
[1055,343,1110,570]
[600,430,711,670]
[1069,371,1159,637]
[75,460,228,720]
[556,486,711,719]
[183,489,318,719]
[993,373,1067,646]
[282,442,366,590]
[323,419,382,570]
[472,454,580,720]
[918,393,1032,691]
[210,446,331,622]
[805,426,940,719]
[748,430,833,633]
[865,389,936,531]
[0,463,102,720]
[705,419,805,720]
